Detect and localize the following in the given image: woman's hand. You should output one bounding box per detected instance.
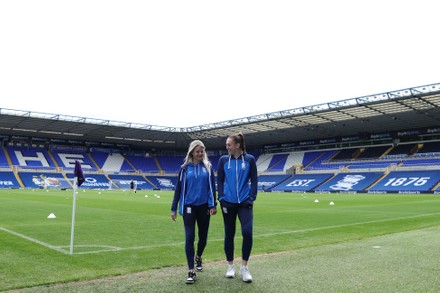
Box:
[209,207,217,216]
[171,212,177,221]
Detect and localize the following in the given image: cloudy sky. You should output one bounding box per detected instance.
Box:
[1,0,439,127]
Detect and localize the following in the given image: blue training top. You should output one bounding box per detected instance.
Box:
[171,163,217,215]
[217,153,258,204]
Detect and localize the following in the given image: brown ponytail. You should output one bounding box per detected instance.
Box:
[228,132,246,152]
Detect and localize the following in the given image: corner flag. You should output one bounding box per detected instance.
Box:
[74,160,85,187]
[70,160,85,255]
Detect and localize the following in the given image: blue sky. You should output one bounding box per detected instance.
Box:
[1,0,439,127]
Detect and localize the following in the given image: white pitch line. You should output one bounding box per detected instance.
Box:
[322,209,423,215]
[0,227,69,254]
[256,211,440,238]
[58,245,123,255]
[3,211,440,255]
[84,211,440,254]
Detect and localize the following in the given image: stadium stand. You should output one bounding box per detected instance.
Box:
[156,155,185,173]
[108,174,156,190]
[258,174,292,191]
[315,172,384,192]
[91,152,126,173]
[2,142,440,193]
[124,154,159,173]
[19,172,71,189]
[7,146,56,170]
[417,141,440,154]
[1,83,440,193]
[368,170,440,193]
[266,153,289,172]
[0,149,10,168]
[272,173,335,192]
[64,174,111,189]
[50,150,97,171]
[284,151,305,173]
[209,155,221,171]
[346,160,401,170]
[147,175,177,190]
[303,150,340,171]
[385,143,417,157]
[401,158,440,167]
[331,148,359,161]
[0,171,21,188]
[255,153,273,173]
[357,145,391,159]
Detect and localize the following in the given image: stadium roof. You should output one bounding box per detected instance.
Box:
[1,83,440,152]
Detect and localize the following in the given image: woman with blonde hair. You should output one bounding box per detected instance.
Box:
[171,139,217,284]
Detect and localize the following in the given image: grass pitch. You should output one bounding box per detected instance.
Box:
[1,189,440,292]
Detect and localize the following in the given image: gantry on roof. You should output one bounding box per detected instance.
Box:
[1,83,440,152]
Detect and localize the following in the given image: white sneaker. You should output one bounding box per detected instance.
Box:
[186,271,196,284]
[225,264,235,278]
[240,265,253,283]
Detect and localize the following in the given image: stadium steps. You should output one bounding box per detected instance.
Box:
[380,146,393,157]
[419,141,440,153]
[87,153,102,172]
[142,175,158,189]
[2,147,13,167]
[104,173,118,189]
[62,172,74,188]
[303,152,327,170]
[13,171,25,188]
[154,156,163,174]
[270,175,294,190]
[365,172,389,190]
[432,181,440,191]
[351,148,362,159]
[412,143,423,155]
[386,143,417,156]
[47,151,60,168]
[108,178,120,189]
[327,151,339,161]
[123,157,138,172]
[2,148,24,187]
[265,154,288,173]
[314,173,337,190]
[410,144,421,155]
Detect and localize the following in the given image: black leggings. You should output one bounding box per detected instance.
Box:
[221,201,253,262]
[182,203,211,270]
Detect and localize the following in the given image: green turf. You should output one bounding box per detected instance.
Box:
[15,226,440,293]
[1,189,440,291]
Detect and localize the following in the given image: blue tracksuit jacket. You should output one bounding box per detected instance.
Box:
[217,153,258,204]
[171,163,217,215]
